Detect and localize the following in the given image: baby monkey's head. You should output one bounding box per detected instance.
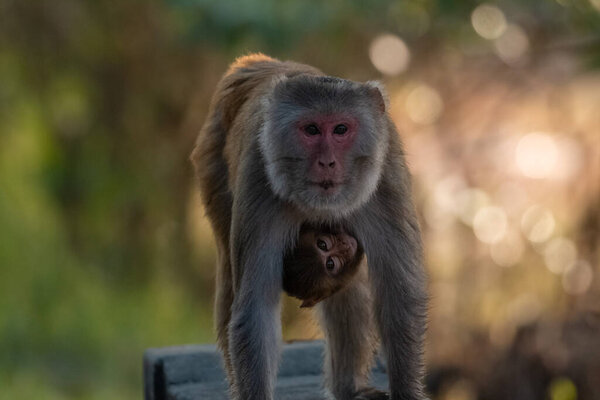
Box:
[283,224,364,307]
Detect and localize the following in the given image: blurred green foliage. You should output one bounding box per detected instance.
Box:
[550,378,578,400]
[0,72,213,400]
[0,0,599,399]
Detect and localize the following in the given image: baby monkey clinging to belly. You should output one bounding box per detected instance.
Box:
[283,224,364,308]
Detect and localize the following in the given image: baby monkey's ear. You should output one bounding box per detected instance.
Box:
[300,298,319,308]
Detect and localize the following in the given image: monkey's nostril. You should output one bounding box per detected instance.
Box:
[318,160,336,169]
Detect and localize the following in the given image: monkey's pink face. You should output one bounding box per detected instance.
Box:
[296,114,358,196]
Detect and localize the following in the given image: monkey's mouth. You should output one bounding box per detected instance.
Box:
[319,180,335,190]
[309,180,342,191]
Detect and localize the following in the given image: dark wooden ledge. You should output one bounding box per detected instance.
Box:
[143,340,389,400]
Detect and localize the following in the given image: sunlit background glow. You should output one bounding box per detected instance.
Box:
[473,206,507,244]
[455,188,490,226]
[490,228,525,267]
[515,132,559,179]
[369,34,411,76]
[367,7,599,394]
[544,237,578,274]
[562,260,593,295]
[405,84,444,124]
[471,4,507,40]
[494,24,529,65]
[521,205,556,243]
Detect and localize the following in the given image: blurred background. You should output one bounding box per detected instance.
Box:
[1,0,599,399]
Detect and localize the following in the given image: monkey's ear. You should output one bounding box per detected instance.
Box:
[365,81,389,113]
[262,74,289,109]
[271,74,289,88]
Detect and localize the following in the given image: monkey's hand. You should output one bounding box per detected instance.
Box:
[352,387,390,400]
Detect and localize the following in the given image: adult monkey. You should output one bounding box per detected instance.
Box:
[191,54,427,400]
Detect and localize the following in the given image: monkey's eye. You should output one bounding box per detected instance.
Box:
[304,124,320,136]
[326,257,335,271]
[333,124,348,135]
[317,239,328,251]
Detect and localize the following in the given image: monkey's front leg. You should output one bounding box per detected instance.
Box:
[370,236,427,399]
[227,238,284,400]
[228,279,281,400]
[353,204,428,400]
[318,267,385,400]
[228,195,295,399]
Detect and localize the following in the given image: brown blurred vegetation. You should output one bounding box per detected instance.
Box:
[0,0,599,399]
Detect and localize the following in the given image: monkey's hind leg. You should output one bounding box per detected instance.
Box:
[317,269,384,400]
[191,136,236,385]
[214,246,236,388]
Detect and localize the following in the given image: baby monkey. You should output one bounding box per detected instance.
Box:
[283,224,364,308]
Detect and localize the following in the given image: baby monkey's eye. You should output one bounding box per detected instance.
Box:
[333,124,347,135]
[305,124,320,135]
[326,257,335,271]
[317,239,328,251]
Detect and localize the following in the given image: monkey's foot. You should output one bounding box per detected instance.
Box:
[352,387,390,400]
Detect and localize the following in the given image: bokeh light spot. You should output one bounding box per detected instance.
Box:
[544,237,577,274]
[490,228,524,267]
[562,260,593,295]
[455,188,490,226]
[443,379,477,400]
[549,377,577,400]
[521,205,555,243]
[405,84,444,124]
[369,34,411,76]
[471,4,507,40]
[494,24,529,65]
[516,132,559,179]
[473,206,508,244]
[425,175,466,229]
[554,137,584,181]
